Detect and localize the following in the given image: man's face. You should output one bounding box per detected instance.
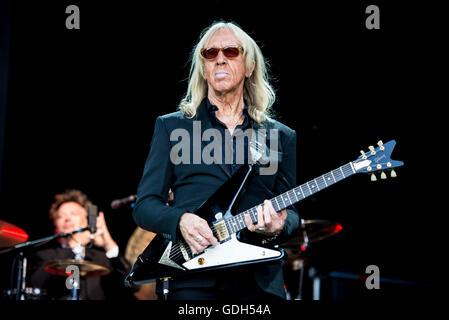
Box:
[203,29,250,95]
[53,201,88,234]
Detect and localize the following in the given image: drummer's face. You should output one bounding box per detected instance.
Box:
[54,202,88,233]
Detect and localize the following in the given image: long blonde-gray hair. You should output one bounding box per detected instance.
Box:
[178,21,276,124]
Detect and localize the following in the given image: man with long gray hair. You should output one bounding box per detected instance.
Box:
[133,21,299,300]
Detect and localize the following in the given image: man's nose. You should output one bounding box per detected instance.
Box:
[216,50,227,64]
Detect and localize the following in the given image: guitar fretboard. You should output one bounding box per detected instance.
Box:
[221,162,355,235]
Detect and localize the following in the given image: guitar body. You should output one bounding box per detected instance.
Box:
[126,164,285,285]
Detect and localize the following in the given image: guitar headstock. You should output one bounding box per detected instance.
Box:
[352,140,404,181]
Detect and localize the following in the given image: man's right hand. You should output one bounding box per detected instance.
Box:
[179,213,218,254]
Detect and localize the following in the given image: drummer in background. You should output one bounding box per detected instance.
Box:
[28,189,137,300]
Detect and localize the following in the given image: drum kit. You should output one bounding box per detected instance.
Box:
[1,217,343,300]
[280,219,343,300]
[0,219,111,300]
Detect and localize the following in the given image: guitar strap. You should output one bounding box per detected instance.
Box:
[249,126,281,174]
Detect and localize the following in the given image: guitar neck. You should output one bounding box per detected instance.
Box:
[223,162,356,234]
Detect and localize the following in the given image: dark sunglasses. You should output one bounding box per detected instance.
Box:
[200,46,243,59]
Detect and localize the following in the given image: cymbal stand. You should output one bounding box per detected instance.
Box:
[296,219,309,300]
[67,242,85,300]
[0,227,90,300]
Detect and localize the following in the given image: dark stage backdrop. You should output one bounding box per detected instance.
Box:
[0,0,444,299]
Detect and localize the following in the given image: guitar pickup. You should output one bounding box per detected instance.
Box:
[179,241,191,261]
[213,220,230,242]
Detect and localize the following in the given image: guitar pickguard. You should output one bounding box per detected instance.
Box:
[182,234,281,270]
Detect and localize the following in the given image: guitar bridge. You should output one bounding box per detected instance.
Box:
[213,220,230,242]
[159,241,184,270]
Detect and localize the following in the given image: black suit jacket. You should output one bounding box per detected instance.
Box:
[133,99,300,299]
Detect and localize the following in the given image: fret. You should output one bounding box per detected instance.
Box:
[295,186,304,200]
[226,220,234,234]
[245,210,252,224]
[229,222,236,234]
[283,193,291,207]
[344,163,354,176]
[333,168,343,182]
[279,194,286,208]
[339,166,346,178]
[349,162,356,174]
[314,178,320,191]
[307,181,317,193]
[330,170,337,183]
[236,216,242,229]
[288,190,296,204]
[271,199,280,212]
[239,216,246,229]
[325,172,335,185]
[320,174,328,188]
[274,197,281,209]
[293,188,300,201]
[251,207,258,223]
[243,209,252,226]
[247,209,253,223]
[230,218,238,233]
[306,182,312,194]
[300,184,310,197]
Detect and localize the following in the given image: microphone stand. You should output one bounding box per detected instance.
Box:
[0,227,90,300]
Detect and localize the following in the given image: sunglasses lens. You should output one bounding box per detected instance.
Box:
[201,48,219,59]
[201,47,241,59]
[223,47,240,57]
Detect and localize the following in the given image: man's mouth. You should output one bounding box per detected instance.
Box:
[215,72,229,79]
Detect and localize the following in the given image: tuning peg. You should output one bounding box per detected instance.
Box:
[380,171,387,179]
[371,173,377,181]
[368,146,374,151]
[377,140,385,150]
[360,150,366,159]
[390,169,397,178]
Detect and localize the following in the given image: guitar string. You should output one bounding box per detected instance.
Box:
[169,165,355,262]
[167,164,354,262]
[167,164,355,262]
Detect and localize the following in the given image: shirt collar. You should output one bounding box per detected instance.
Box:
[206,97,249,116]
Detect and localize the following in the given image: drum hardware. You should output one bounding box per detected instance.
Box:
[280,219,343,300]
[124,227,157,300]
[0,221,94,300]
[44,259,110,278]
[4,287,46,300]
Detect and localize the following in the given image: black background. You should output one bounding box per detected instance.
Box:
[0,0,445,300]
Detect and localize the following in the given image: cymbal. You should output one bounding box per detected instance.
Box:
[0,220,29,247]
[125,227,156,266]
[281,219,343,249]
[44,259,110,278]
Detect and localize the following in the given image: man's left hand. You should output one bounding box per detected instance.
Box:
[244,200,287,236]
